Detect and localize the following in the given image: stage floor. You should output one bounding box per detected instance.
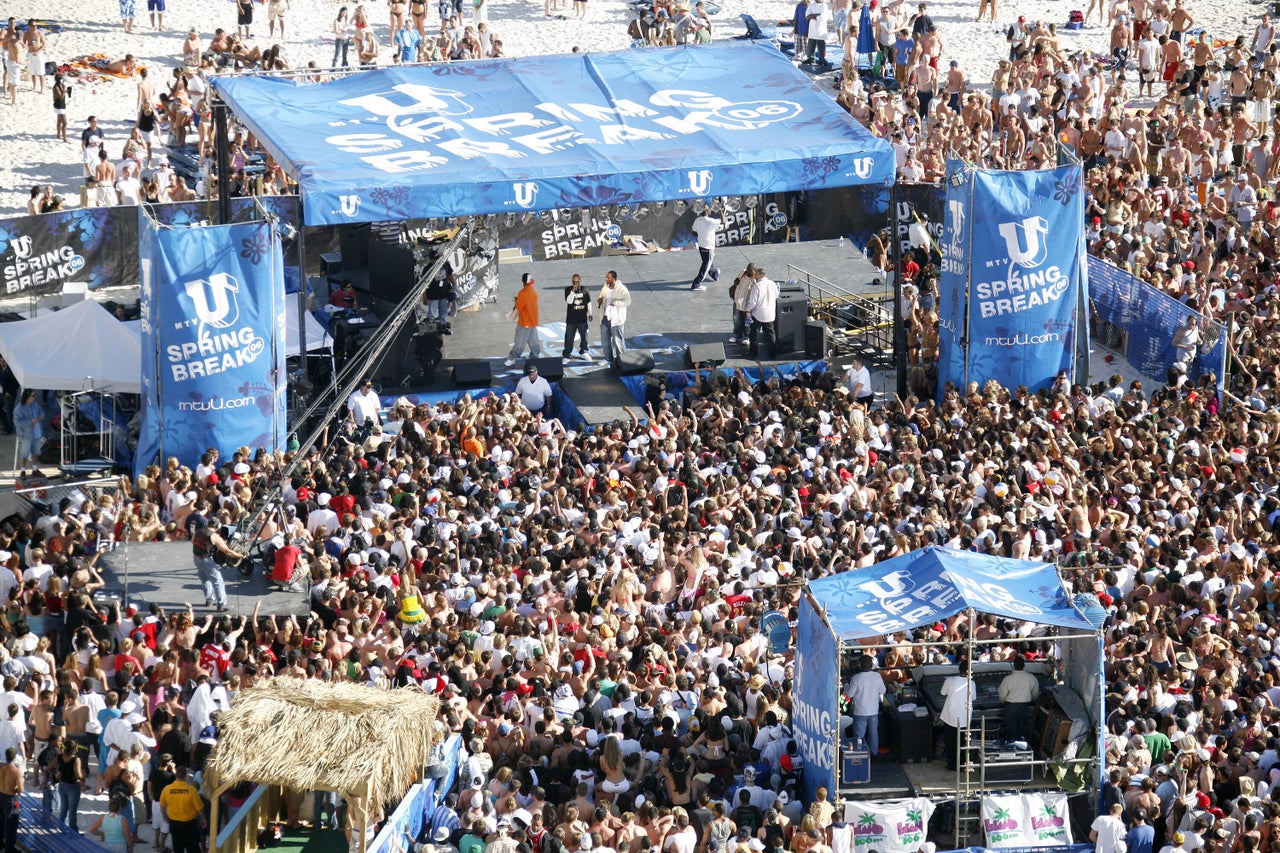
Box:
[384,239,889,425]
[98,541,309,617]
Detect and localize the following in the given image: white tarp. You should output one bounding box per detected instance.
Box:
[0,300,142,393]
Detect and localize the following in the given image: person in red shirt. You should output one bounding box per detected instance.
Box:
[900,254,921,283]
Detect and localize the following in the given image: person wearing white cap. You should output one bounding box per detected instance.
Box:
[306,492,339,535]
[1228,171,1257,224]
[505,273,542,367]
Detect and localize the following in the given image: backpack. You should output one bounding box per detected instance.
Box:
[108,769,136,803]
[1069,9,1084,22]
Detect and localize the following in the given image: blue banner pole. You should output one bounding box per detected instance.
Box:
[960,167,976,391]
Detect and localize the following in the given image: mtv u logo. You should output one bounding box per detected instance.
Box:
[7,235,32,259]
[851,157,873,179]
[513,182,539,210]
[183,272,240,331]
[998,216,1050,268]
[686,169,713,195]
[339,194,361,218]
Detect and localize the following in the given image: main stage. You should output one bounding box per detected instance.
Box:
[353,238,889,425]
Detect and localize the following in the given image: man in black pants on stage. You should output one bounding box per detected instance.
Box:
[563,273,592,360]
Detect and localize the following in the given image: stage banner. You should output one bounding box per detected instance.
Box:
[981,793,1074,848]
[935,160,972,399]
[135,215,287,475]
[0,206,138,296]
[839,799,936,853]
[962,164,1084,392]
[400,220,501,309]
[795,593,838,805]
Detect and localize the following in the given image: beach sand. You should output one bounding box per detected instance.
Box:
[0,0,1263,214]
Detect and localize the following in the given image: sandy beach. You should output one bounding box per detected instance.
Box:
[0,0,1265,214]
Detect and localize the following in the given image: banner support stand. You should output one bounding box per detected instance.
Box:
[213,99,233,226]
[295,203,310,397]
[890,183,907,398]
[960,167,975,391]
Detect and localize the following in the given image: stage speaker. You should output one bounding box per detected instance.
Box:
[525,357,564,382]
[319,252,342,277]
[685,342,726,368]
[775,288,809,354]
[804,319,829,360]
[614,349,655,376]
[452,360,493,389]
[340,223,370,269]
[368,241,416,303]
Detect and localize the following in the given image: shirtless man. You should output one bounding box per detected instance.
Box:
[30,691,61,759]
[1169,0,1192,44]
[910,55,938,123]
[182,28,201,66]
[1191,33,1212,88]
[167,173,194,202]
[23,20,45,95]
[1160,34,1183,92]
[2,19,21,105]
[136,67,156,112]
[94,149,116,207]
[1111,19,1132,69]
[945,59,966,112]
[1161,135,1191,185]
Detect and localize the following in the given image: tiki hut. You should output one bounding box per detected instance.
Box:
[205,677,441,851]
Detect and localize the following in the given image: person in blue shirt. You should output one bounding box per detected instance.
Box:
[893,29,914,84]
[394,24,422,62]
[792,0,810,61]
[1124,807,1155,853]
[14,389,42,470]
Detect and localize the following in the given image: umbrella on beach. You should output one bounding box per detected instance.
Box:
[856,3,876,71]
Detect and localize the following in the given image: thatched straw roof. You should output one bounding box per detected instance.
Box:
[207,677,440,804]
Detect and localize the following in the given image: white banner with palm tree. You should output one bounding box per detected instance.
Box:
[838,799,935,853]
[981,792,1074,848]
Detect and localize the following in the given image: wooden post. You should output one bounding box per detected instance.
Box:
[209,787,221,853]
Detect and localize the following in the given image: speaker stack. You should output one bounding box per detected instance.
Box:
[685,342,726,368]
[775,288,810,355]
[452,360,493,389]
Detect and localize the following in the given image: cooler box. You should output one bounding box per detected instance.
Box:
[842,748,871,784]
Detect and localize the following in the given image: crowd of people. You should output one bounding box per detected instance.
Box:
[10,1,1280,853]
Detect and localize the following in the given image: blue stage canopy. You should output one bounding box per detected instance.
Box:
[212,43,894,225]
[806,546,1095,640]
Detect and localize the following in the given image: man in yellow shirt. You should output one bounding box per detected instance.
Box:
[160,766,205,853]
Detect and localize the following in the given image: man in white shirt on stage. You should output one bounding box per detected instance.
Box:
[746,267,779,360]
[689,209,724,291]
[845,655,887,755]
[348,380,381,427]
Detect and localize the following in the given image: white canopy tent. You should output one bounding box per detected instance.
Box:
[0,299,142,393]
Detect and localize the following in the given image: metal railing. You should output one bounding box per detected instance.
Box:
[787,264,894,360]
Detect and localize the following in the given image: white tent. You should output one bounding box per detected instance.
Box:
[0,299,143,394]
